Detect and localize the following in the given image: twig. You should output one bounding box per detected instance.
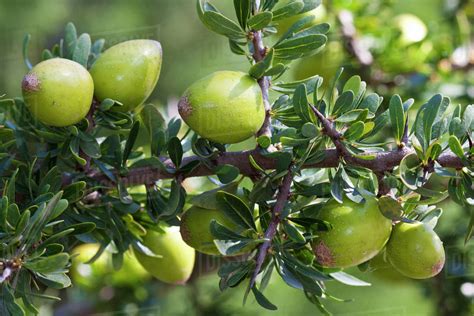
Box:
[249,169,293,289]
[251,0,273,144]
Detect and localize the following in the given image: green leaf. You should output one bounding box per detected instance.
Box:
[249,49,274,79]
[272,1,304,21]
[72,33,91,67]
[343,121,365,141]
[422,94,443,146]
[215,164,240,184]
[272,75,322,95]
[335,109,370,123]
[301,122,319,138]
[23,34,32,70]
[248,11,273,30]
[190,182,239,209]
[202,10,246,40]
[234,0,251,29]
[293,84,312,122]
[252,286,278,310]
[229,39,246,55]
[359,93,382,113]
[388,94,405,144]
[24,253,69,274]
[378,195,403,220]
[332,90,354,116]
[448,135,465,159]
[123,121,140,165]
[64,22,78,58]
[216,191,256,230]
[399,153,422,190]
[167,137,183,169]
[283,221,306,243]
[257,135,272,148]
[274,34,327,61]
[330,271,370,286]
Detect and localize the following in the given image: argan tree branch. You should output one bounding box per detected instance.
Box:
[249,169,293,289]
[87,149,464,187]
[251,0,272,141]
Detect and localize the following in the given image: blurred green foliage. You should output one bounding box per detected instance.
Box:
[0,0,473,315]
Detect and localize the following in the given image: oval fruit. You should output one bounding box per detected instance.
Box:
[22,58,94,127]
[386,221,445,279]
[178,71,265,144]
[70,244,150,289]
[180,206,250,256]
[90,39,162,111]
[134,226,195,284]
[311,197,392,268]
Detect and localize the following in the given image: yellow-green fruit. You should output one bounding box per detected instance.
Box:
[134,226,195,284]
[368,251,409,283]
[21,58,93,127]
[178,71,265,144]
[275,2,326,35]
[90,39,162,111]
[311,198,392,268]
[71,244,150,289]
[386,222,445,279]
[180,206,248,256]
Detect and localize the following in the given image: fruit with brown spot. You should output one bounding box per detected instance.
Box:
[386,221,445,279]
[311,197,392,268]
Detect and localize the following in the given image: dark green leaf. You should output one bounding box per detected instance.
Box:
[167,137,183,169]
[123,121,140,165]
[215,164,240,184]
[216,191,256,230]
[388,94,405,144]
[252,286,278,310]
[234,0,251,29]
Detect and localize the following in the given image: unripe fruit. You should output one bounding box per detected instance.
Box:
[21,58,94,127]
[180,206,246,256]
[178,71,265,144]
[134,226,195,285]
[90,39,162,111]
[70,244,150,289]
[311,197,392,268]
[386,222,445,279]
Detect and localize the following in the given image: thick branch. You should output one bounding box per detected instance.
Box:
[249,169,293,289]
[87,149,464,187]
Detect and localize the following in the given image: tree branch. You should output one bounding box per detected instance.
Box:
[249,168,293,289]
[251,1,272,143]
[86,148,464,187]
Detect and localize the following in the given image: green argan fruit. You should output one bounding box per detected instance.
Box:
[71,244,150,289]
[134,226,195,285]
[90,39,162,111]
[311,197,392,268]
[178,71,265,144]
[386,222,445,279]
[21,58,94,127]
[180,206,246,256]
[368,250,409,283]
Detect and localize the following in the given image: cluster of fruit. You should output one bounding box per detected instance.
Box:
[21,35,445,287]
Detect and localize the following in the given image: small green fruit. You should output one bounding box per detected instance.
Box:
[22,58,94,127]
[134,226,195,284]
[71,244,150,289]
[178,71,265,144]
[311,197,392,268]
[180,206,248,256]
[386,222,445,279]
[90,39,162,111]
